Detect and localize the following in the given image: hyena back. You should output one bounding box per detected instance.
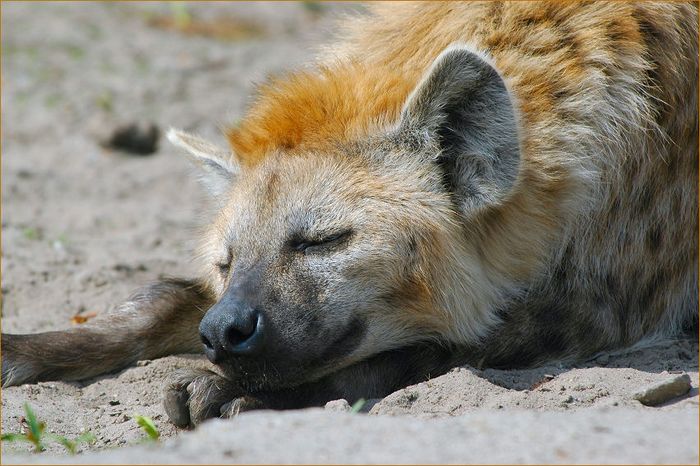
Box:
[2,2,697,425]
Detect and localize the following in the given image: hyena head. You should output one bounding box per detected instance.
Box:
[168,46,521,392]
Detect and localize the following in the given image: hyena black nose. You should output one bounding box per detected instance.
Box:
[199,300,264,364]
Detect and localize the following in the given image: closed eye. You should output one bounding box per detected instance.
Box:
[289,229,353,254]
[216,262,231,277]
[215,248,232,278]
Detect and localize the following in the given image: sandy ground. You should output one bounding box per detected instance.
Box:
[1,2,698,464]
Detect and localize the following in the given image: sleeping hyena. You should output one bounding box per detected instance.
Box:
[2,2,697,426]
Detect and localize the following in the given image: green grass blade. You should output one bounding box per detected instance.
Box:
[47,435,76,454]
[23,403,42,437]
[134,415,160,441]
[350,398,366,413]
[1,433,32,443]
[46,432,96,454]
[22,403,46,451]
[75,432,97,445]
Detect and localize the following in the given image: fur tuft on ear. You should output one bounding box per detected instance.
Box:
[398,45,521,215]
[167,128,239,198]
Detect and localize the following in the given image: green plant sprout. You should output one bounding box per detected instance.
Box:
[134,414,160,441]
[1,403,96,454]
[350,398,366,413]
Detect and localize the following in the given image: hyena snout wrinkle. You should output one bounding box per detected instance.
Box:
[199,289,265,364]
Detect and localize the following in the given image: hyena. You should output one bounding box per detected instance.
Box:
[2,2,697,427]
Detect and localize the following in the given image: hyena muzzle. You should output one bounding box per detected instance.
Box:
[2,2,697,427]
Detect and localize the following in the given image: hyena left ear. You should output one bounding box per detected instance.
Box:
[397,45,521,214]
[167,128,240,197]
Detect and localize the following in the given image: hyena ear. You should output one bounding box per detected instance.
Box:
[167,128,239,197]
[397,45,521,214]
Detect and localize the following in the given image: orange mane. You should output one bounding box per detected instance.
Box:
[226,62,420,167]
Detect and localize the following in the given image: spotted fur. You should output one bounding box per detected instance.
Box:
[2,2,697,425]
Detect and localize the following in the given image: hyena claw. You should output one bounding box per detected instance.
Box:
[219,396,265,418]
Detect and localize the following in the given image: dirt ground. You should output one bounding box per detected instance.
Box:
[1,2,698,464]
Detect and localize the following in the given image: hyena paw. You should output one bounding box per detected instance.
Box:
[163,368,262,427]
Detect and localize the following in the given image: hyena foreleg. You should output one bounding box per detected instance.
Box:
[1,278,213,387]
[163,342,463,427]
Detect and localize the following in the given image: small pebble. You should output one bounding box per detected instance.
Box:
[598,396,623,408]
[633,373,692,406]
[102,122,160,156]
[324,399,351,412]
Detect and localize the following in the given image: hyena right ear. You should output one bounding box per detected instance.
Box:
[396,45,521,216]
[167,128,239,198]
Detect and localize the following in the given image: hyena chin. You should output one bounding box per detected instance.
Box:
[2,2,697,427]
